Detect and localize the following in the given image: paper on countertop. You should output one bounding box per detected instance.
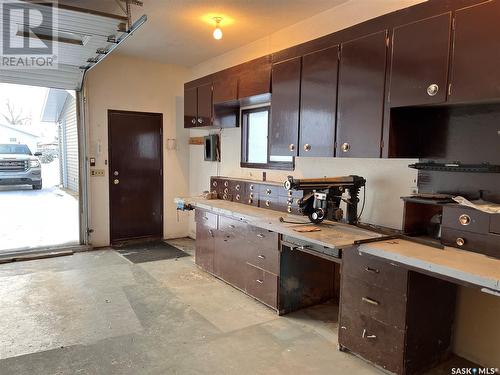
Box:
[453,196,500,214]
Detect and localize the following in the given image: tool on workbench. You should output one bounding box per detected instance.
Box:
[284,175,366,225]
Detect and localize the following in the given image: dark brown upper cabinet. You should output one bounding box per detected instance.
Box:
[238,63,271,99]
[389,13,452,107]
[449,0,500,103]
[197,83,213,126]
[213,77,238,104]
[269,57,302,162]
[337,31,388,158]
[299,46,339,157]
[184,87,198,128]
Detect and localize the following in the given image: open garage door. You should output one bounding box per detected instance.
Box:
[0,1,146,255]
[0,1,145,90]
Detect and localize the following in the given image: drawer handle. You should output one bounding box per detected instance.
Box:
[224,188,229,194]
[427,83,439,96]
[258,255,266,259]
[364,266,379,274]
[229,224,235,229]
[265,200,271,207]
[203,216,209,221]
[212,181,217,187]
[266,189,272,195]
[235,194,240,201]
[361,297,380,306]
[257,234,265,238]
[248,199,253,204]
[224,181,229,187]
[362,329,377,340]
[459,214,471,226]
[456,237,465,247]
[235,185,240,191]
[208,229,214,237]
[256,279,264,284]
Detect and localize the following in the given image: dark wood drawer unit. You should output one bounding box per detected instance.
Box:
[246,240,280,275]
[340,250,457,375]
[339,312,405,374]
[389,13,452,107]
[341,276,406,330]
[342,249,408,294]
[442,205,490,234]
[441,227,500,259]
[245,264,278,309]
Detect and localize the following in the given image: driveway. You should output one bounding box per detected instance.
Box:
[0,160,79,253]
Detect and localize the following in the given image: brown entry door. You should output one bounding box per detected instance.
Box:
[108,110,163,243]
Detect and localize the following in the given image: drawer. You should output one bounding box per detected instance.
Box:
[247,226,279,249]
[339,312,404,374]
[218,215,247,239]
[490,214,500,235]
[442,205,490,234]
[245,264,278,309]
[441,227,500,259]
[342,249,408,294]
[246,242,280,275]
[195,210,217,229]
[341,276,407,330]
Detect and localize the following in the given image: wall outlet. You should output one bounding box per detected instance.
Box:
[90,169,105,177]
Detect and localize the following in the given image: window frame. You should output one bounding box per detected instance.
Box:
[240,105,294,171]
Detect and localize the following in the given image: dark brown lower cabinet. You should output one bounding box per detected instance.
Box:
[339,249,456,375]
[194,209,337,314]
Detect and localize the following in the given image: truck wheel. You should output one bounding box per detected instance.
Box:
[33,184,42,190]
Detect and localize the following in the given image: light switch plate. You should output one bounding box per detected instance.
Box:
[90,169,105,177]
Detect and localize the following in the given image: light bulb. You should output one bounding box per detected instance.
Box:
[213,26,222,40]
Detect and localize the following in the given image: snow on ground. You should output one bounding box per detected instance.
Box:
[0,160,79,252]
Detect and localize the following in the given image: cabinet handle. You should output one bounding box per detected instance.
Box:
[303,144,311,152]
[256,279,264,284]
[223,193,228,200]
[229,224,235,229]
[235,194,240,201]
[248,199,253,204]
[257,234,265,238]
[249,193,254,199]
[197,118,203,124]
[266,189,272,195]
[341,142,350,153]
[361,297,380,306]
[208,229,214,237]
[265,200,271,207]
[224,181,229,187]
[250,185,254,191]
[289,143,295,152]
[235,185,240,191]
[459,214,471,226]
[456,237,465,247]
[258,255,266,259]
[191,118,196,124]
[287,206,292,213]
[427,83,439,96]
[212,181,217,187]
[362,329,377,340]
[203,216,208,221]
[364,266,379,274]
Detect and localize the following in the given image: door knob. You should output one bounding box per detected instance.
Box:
[113,179,119,185]
[303,144,311,152]
[427,83,439,96]
[341,142,350,153]
[289,143,295,152]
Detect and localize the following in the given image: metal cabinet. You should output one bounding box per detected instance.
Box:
[337,31,388,158]
[299,46,339,157]
[449,0,500,103]
[389,13,452,107]
[269,57,302,161]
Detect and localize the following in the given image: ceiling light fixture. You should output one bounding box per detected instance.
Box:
[213,17,223,40]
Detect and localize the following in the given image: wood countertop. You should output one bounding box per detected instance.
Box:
[358,239,500,293]
[176,196,382,249]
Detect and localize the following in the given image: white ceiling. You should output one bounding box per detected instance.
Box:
[97,0,350,67]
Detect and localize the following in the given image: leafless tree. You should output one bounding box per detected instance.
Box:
[1,100,31,126]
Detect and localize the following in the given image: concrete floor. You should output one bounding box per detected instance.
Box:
[0,238,468,375]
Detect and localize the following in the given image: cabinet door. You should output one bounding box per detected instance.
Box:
[238,64,271,99]
[184,87,197,128]
[450,1,500,103]
[337,31,388,158]
[299,46,339,157]
[195,221,215,273]
[389,13,452,107]
[213,77,238,104]
[197,83,213,126]
[269,57,301,161]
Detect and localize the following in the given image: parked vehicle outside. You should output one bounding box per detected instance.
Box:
[0,143,42,190]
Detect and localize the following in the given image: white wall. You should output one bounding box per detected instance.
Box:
[185,0,500,368]
[84,54,191,247]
